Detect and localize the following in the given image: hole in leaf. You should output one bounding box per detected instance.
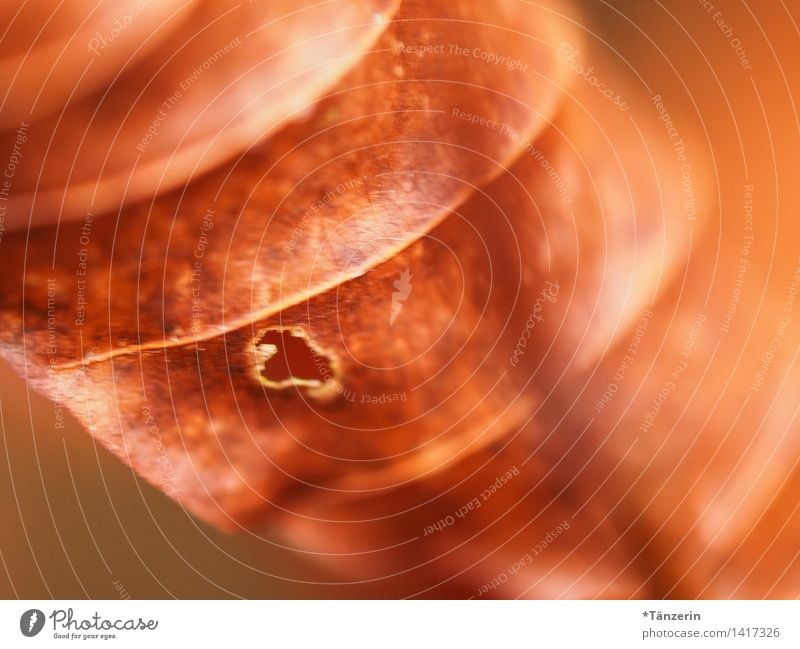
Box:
[253,327,339,400]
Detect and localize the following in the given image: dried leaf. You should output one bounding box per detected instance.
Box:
[0,0,576,530]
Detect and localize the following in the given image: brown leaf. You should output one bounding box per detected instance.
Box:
[0,0,577,530]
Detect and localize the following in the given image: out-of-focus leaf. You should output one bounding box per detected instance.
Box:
[0,0,194,129]
[276,431,645,598]
[1,0,400,227]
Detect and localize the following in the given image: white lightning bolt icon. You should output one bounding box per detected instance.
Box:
[28,611,38,632]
